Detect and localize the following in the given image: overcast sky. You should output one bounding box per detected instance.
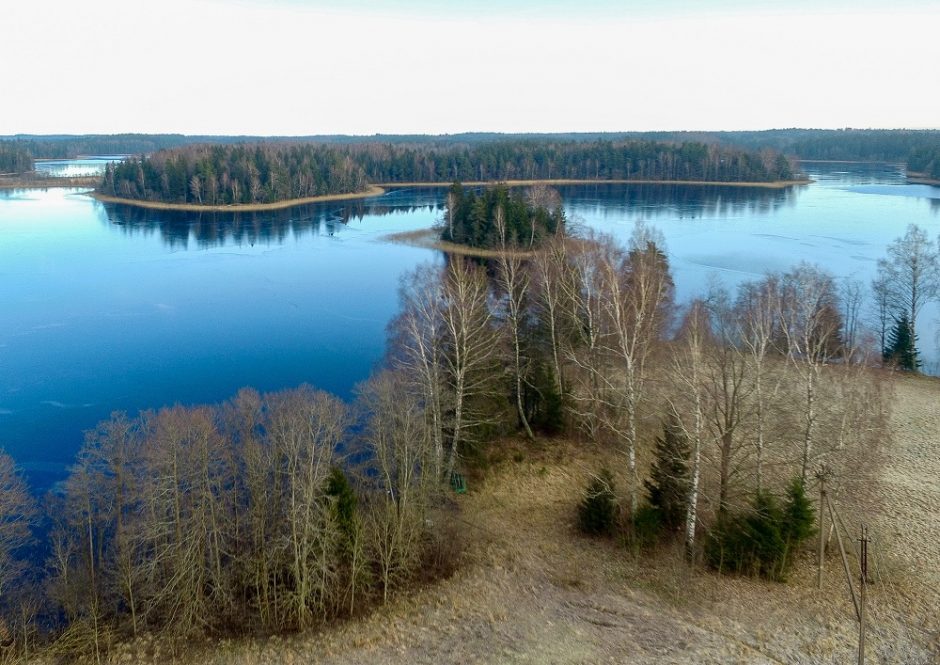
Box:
[4,0,938,135]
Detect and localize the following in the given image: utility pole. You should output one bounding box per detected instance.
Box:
[815,464,833,589]
[858,524,869,665]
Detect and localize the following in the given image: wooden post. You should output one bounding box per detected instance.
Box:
[817,473,827,589]
[815,464,832,590]
[828,498,859,621]
[858,524,869,665]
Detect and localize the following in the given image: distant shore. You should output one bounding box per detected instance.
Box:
[88,185,387,211]
[907,171,940,186]
[377,178,811,190]
[0,175,100,190]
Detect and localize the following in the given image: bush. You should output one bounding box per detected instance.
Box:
[644,414,690,533]
[629,503,664,549]
[578,470,617,536]
[704,478,816,581]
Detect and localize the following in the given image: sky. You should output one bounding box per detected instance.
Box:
[3,0,938,135]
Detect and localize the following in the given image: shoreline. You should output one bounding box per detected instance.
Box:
[81,177,809,210]
[906,171,940,186]
[0,175,101,190]
[377,177,810,190]
[87,185,387,211]
[382,227,539,259]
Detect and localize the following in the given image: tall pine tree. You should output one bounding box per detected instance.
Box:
[883,313,920,371]
[644,414,690,532]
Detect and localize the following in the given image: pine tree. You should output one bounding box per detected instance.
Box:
[883,313,920,371]
[644,414,690,532]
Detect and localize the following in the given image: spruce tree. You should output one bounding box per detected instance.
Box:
[644,414,690,532]
[883,313,920,371]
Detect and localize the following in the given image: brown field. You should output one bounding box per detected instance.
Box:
[97,373,938,665]
[88,186,387,212]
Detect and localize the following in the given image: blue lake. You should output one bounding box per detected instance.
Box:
[1,162,938,489]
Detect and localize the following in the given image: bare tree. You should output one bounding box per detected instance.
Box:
[778,263,843,483]
[0,451,35,602]
[599,222,674,516]
[440,258,499,479]
[358,371,437,603]
[531,232,577,396]
[390,265,448,478]
[736,275,781,493]
[877,223,939,334]
[870,271,893,358]
[704,286,753,514]
[494,206,535,439]
[668,302,709,558]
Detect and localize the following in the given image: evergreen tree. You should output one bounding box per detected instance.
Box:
[883,313,920,371]
[643,414,690,533]
[578,469,617,536]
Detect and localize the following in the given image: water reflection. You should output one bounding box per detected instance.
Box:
[556,182,797,221]
[97,183,798,249]
[98,188,447,249]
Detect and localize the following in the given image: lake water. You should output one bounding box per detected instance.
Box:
[33,156,125,177]
[1,162,938,489]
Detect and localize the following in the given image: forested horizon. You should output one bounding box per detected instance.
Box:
[4,128,940,161]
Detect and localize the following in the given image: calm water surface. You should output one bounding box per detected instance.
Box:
[1,163,938,488]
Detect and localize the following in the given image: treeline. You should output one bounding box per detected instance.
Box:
[349,139,795,184]
[99,144,369,205]
[441,183,565,249]
[908,146,940,179]
[0,381,452,656]
[0,142,33,174]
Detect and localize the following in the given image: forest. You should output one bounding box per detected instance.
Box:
[99,144,369,205]
[0,143,33,175]
[908,145,940,179]
[97,139,796,206]
[0,177,935,657]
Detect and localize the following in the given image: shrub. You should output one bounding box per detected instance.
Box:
[578,469,617,536]
[704,478,816,581]
[644,414,690,533]
[629,503,664,549]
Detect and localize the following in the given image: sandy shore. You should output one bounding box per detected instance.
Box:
[88,185,386,212]
[906,171,940,186]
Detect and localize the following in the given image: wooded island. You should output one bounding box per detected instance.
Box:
[95,139,799,209]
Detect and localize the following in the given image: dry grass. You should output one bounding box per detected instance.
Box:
[88,186,386,212]
[54,374,939,664]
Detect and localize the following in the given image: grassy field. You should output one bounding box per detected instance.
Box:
[93,373,938,665]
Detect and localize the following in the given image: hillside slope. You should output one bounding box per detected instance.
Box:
[109,374,939,665]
